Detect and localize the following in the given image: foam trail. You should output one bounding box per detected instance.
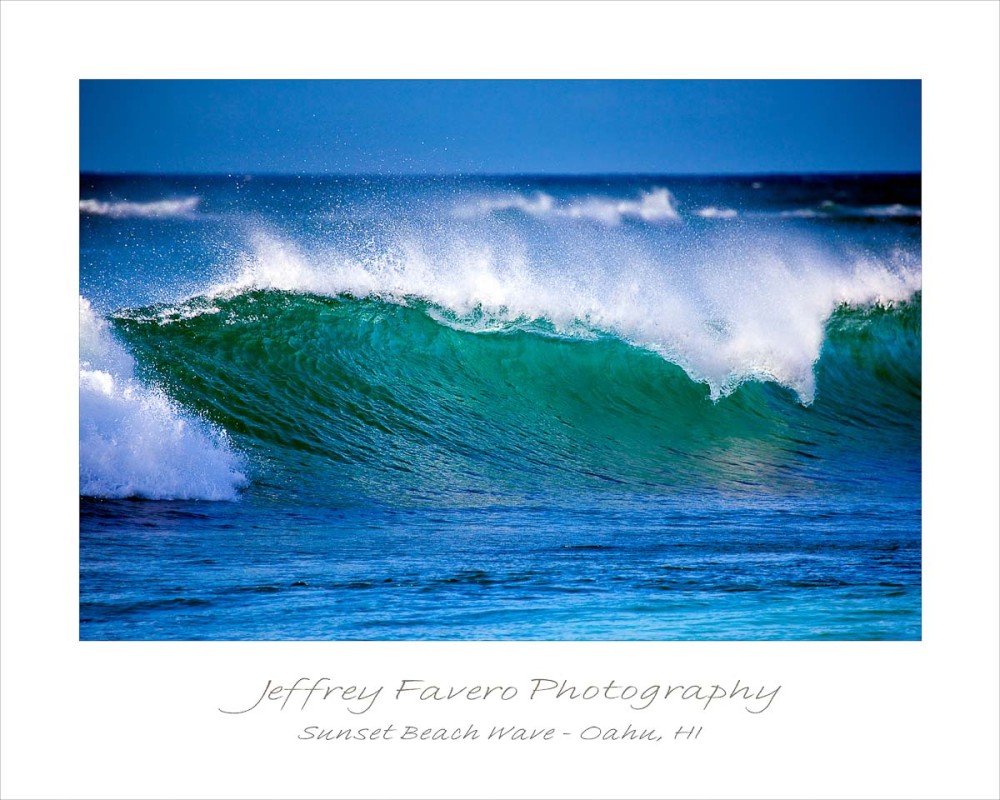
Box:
[80,197,200,218]
[79,297,246,500]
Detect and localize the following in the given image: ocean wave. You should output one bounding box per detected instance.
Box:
[168,229,921,404]
[458,188,680,225]
[79,197,201,218]
[779,208,828,219]
[111,290,920,497]
[860,204,921,218]
[694,206,739,219]
[79,297,246,500]
[779,203,920,220]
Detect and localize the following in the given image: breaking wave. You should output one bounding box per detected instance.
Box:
[79,297,246,500]
[79,197,201,218]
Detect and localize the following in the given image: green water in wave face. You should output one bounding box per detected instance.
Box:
[112,291,920,506]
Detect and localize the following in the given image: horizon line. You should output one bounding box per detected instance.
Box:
[80,169,922,179]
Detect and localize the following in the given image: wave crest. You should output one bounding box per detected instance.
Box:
[178,227,921,404]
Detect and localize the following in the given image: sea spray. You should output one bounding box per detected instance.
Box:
[197,224,920,403]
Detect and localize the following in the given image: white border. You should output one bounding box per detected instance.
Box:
[2,2,998,798]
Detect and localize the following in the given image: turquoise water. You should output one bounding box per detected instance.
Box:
[79,174,921,639]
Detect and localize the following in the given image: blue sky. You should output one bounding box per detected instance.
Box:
[80,80,920,175]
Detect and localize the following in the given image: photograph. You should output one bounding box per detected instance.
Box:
[4,2,998,797]
[79,79,922,641]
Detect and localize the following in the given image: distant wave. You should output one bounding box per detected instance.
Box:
[458,188,680,225]
[861,204,921,218]
[694,206,739,219]
[459,194,920,225]
[780,208,828,219]
[780,203,920,220]
[79,197,200,218]
[79,297,246,500]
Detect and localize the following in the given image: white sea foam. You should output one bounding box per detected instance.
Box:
[694,207,739,219]
[459,188,680,225]
[204,227,921,404]
[79,197,200,218]
[79,297,246,500]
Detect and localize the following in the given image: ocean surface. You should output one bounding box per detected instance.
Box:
[79,174,921,640]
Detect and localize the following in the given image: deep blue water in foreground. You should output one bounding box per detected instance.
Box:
[79,174,921,639]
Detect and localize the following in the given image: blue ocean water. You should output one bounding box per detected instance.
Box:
[79,174,921,640]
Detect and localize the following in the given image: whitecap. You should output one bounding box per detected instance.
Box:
[79,197,200,218]
[79,297,246,500]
